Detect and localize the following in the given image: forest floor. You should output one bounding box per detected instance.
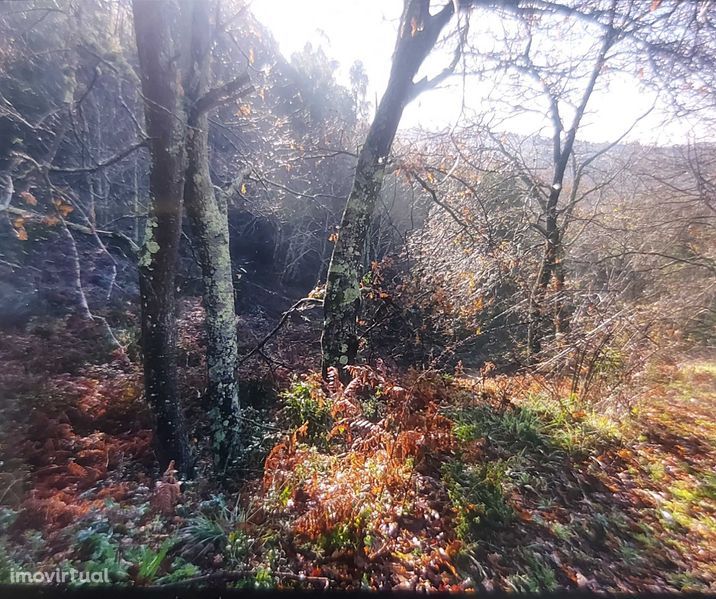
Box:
[0,311,714,592]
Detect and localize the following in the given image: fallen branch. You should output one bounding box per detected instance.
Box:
[152,569,329,589]
[238,297,322,365]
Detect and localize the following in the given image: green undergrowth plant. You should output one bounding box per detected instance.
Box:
[360,388,386,422]
[155,558,201,584]
[236,415,281,476]
[74,525,129,583]
[71,521,191,585]
[451,404,546,450]
[506,548,559,592]
[280,377,332,446]
[126,540,174,584]
[442,459,513,542]
[231,566,275,590]
[0,507,17,530]
[452,390,625,457]
[179,495,255,564]
[525,392,623,455]
[317,521,358,553]
[657,477,716,536]
[0,543,21,584]
[666,571,711,592]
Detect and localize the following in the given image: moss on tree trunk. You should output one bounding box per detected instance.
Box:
[183,0,241,473]
[321,0,457,378]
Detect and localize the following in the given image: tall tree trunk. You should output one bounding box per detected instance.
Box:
[527,207,562,358]
[526,31,613,361]
[321,0,456,378]
[133,0,193,476]
[183,0,242,474]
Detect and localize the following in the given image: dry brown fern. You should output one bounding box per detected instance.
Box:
[151,460,181,515]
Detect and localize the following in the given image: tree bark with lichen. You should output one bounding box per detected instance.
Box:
[321,0,459,378]
[183,0,241,474]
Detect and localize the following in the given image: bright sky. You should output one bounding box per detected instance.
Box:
[250,0,703,145]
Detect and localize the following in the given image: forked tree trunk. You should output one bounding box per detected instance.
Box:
[133,0,193,475]
[321,0,457,378]
[526,31,613,362]
[183,0,241,473]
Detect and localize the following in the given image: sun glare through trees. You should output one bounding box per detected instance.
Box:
[0,0,714,593]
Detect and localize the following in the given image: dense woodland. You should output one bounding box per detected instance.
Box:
[0,0,715,592]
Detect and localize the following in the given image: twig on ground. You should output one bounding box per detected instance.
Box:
[152,569,330,589]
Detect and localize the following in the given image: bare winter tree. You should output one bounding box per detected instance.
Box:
[459,0,664,360]
[499,22,620,359]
